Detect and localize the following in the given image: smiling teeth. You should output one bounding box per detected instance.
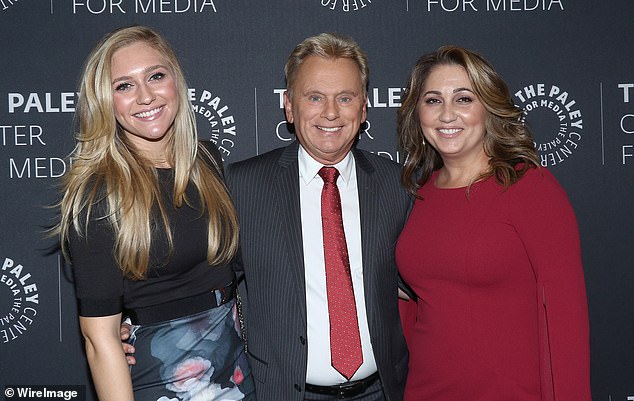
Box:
[135,107,162,118]
[439,128,460,134]
[319,126,341,132]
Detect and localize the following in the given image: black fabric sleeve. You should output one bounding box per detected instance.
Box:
[68,211,124,317]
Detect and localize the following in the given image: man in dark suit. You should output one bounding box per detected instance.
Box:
[122,33,410,400]
[226,33,410,401]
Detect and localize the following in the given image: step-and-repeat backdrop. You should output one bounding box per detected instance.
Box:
[1,1,632,400]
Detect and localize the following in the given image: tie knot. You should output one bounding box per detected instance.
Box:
[318,166,339,184]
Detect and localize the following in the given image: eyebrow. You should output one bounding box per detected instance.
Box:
[302,89,360,97]
[422,87,474,96]
[111,64,168,85]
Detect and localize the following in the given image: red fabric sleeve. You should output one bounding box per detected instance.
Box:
[511,169,591,401]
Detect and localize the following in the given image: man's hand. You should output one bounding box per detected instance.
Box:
[120,322,136,366]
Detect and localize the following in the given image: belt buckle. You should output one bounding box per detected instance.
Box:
[213,281,235,306]
[213,288,224,305]
[305,372,377,399]
[335,380,365,398]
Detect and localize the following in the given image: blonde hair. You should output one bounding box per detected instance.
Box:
[398,45,539,196]
[56,26,238,279]
[284,32,369,99]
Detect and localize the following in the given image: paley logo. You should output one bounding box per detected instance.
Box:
[319,0,373,12]
[6,92,78,114]
[514,83,583,167]
[188,88,237,161]
[1,257,39,344]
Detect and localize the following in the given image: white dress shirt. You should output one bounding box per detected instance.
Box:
[298,146,378,385]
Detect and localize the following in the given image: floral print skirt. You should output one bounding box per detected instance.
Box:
[128,299,255,401]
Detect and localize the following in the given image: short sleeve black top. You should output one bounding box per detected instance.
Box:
[69,142,234,319]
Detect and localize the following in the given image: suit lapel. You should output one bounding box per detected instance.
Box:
[353,149,380,321]
[274,142,307,323]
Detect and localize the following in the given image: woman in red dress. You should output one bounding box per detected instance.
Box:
[396,46,591,401]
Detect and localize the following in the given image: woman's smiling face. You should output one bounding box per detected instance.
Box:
[418,64,488,165]
[110,40,179,156]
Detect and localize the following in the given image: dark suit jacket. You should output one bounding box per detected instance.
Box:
[226,141,410,401]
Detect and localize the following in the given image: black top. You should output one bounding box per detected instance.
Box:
[69,141,234,320]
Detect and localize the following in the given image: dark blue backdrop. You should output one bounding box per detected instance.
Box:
[1,1,633,400]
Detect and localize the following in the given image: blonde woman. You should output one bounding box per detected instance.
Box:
[56,26,254,401]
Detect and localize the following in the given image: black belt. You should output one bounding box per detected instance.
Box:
[127,280,236,325]
[305,372,379,399]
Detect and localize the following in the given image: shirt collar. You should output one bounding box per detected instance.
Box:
[298,145,354,186]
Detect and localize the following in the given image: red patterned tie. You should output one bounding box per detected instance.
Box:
[318,166,363,380]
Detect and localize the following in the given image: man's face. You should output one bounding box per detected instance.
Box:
[284,55,367,165]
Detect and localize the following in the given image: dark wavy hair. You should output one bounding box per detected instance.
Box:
[398,45,539,196]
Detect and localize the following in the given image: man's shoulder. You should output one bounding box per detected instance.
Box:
[231,147,286,168]
[226,145,292,178]
[353,148,402,177]
[353,149,412,210]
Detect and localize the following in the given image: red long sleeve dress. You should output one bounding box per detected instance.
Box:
[396,167,591,401]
